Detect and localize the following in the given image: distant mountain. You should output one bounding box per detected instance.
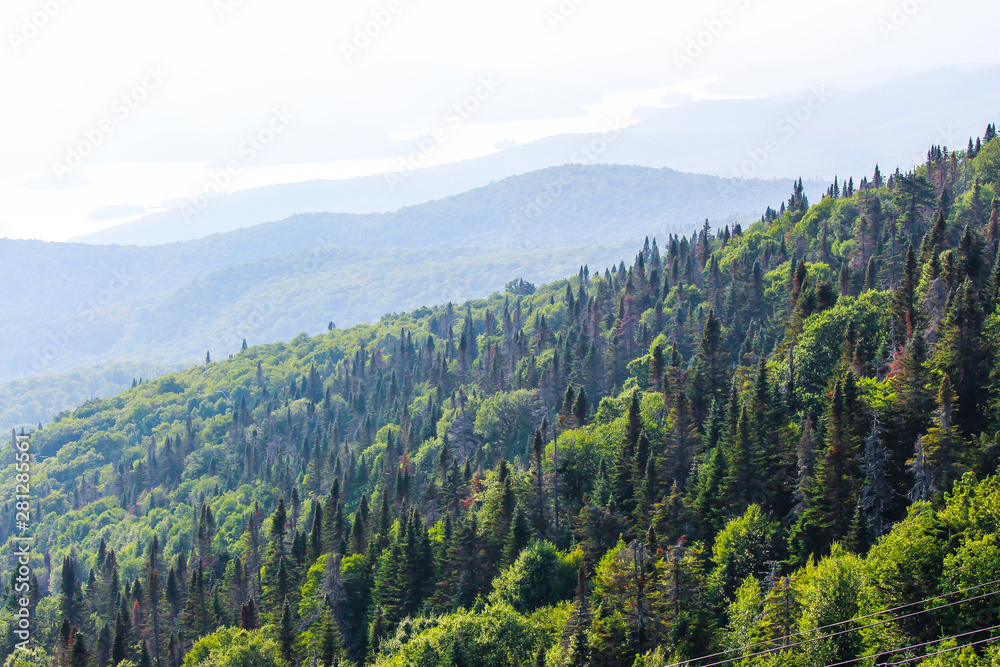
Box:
[73,67,998,247]
[0,361,182,432]
[12,127,1000,667]
[5,164,806,385]
[73,135,641,246]
[605,67,1000,180]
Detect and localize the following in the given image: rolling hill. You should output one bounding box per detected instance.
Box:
[0,164,803,427]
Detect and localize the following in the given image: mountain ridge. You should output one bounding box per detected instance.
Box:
[3,164,803,387]
[4,126,1000,667]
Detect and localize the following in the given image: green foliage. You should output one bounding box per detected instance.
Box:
[710,505,779,601]
[794,290,891,410]
[371,603,543,667]
[488,541,577,612]
[7,133,1000,667]
[796,547,865,665]
[1,647,51,667]
[474,389,539,457]
[182,627,283,667]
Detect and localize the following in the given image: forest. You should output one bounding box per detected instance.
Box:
[4,126,1000,666]
[0,163,791,388]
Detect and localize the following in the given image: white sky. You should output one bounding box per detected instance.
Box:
[1,0,997,241]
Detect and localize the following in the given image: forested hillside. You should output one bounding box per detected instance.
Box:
[5,128,1000,667]
[0,363,182,434]
[0,164,799,430]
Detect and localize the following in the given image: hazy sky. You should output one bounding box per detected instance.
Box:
[2,0,998,241]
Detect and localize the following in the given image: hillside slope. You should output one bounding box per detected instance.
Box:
[2,165,797,386]
[4,126,1000,667]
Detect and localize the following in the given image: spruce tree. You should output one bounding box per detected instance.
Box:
[503,506,530,566]
[530,429,547,537]
[691,310,728,427]
[279,602,296,664]
[70,633,91,667]
[240,597,259,630]
[612,392,642,514]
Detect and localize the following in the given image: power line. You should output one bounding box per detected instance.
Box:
[662,577,1000,667]
[822,622,1000,667]
[876,632,1000,666]
[684,590,1000,667]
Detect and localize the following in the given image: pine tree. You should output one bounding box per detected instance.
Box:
[530,429,547,537]
[112,609,129,666]
[691,310,728,427]
[573,388,590,427]
[845,502,871,555]
[612,392,642,514]
[722,407,753,514]
[503,506,530,566]
[449,517,483,610]
[859,418,896,538]
[891,244,918,341]
[564,567,592,666]
[662,389,697,485]
[864,256,878,291]
[181,562,214,644]
[70,633,90,667]
[910,377,967,498]
[145,537,161,667]
[279,602,296,665]
[891,333,935,472]
[309,499,324,561]
[755,576,800,650]
[60,555,83,629]
[789,380,859,561]
[315,603,345,667]
[937,280,988,437]
[240,597,259,630]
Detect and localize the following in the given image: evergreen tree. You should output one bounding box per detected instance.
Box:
[60,555,83,629]
[112,610,129,666]
[279,602,296,665]
[240,597,259,630]
[70,633,90,667]
[722,407,753,514]
[612,392,642,514]
[691,310,728,427]
[936,280,988,436]
[503,506,531,566]
[789,380,859,561]
[530,429,547,537]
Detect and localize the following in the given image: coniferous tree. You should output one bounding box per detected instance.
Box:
[936,280,988,437]
[859,418,896,537]
[722,407,753,514]
[564,567,592,666]
[691,310,728,427]
[70,633,90,667]
[530,429,547,537]
[60,555,83,629]
[279,602,296,665]
[112,610,129,666]
[789,380,858,561]
[240,597,259,630]
[145,537,161,667]
[503,506,530,566]
[612,392,642,514]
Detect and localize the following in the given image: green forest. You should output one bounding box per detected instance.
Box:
[5,127,1000,667]
[0,164,791,386]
